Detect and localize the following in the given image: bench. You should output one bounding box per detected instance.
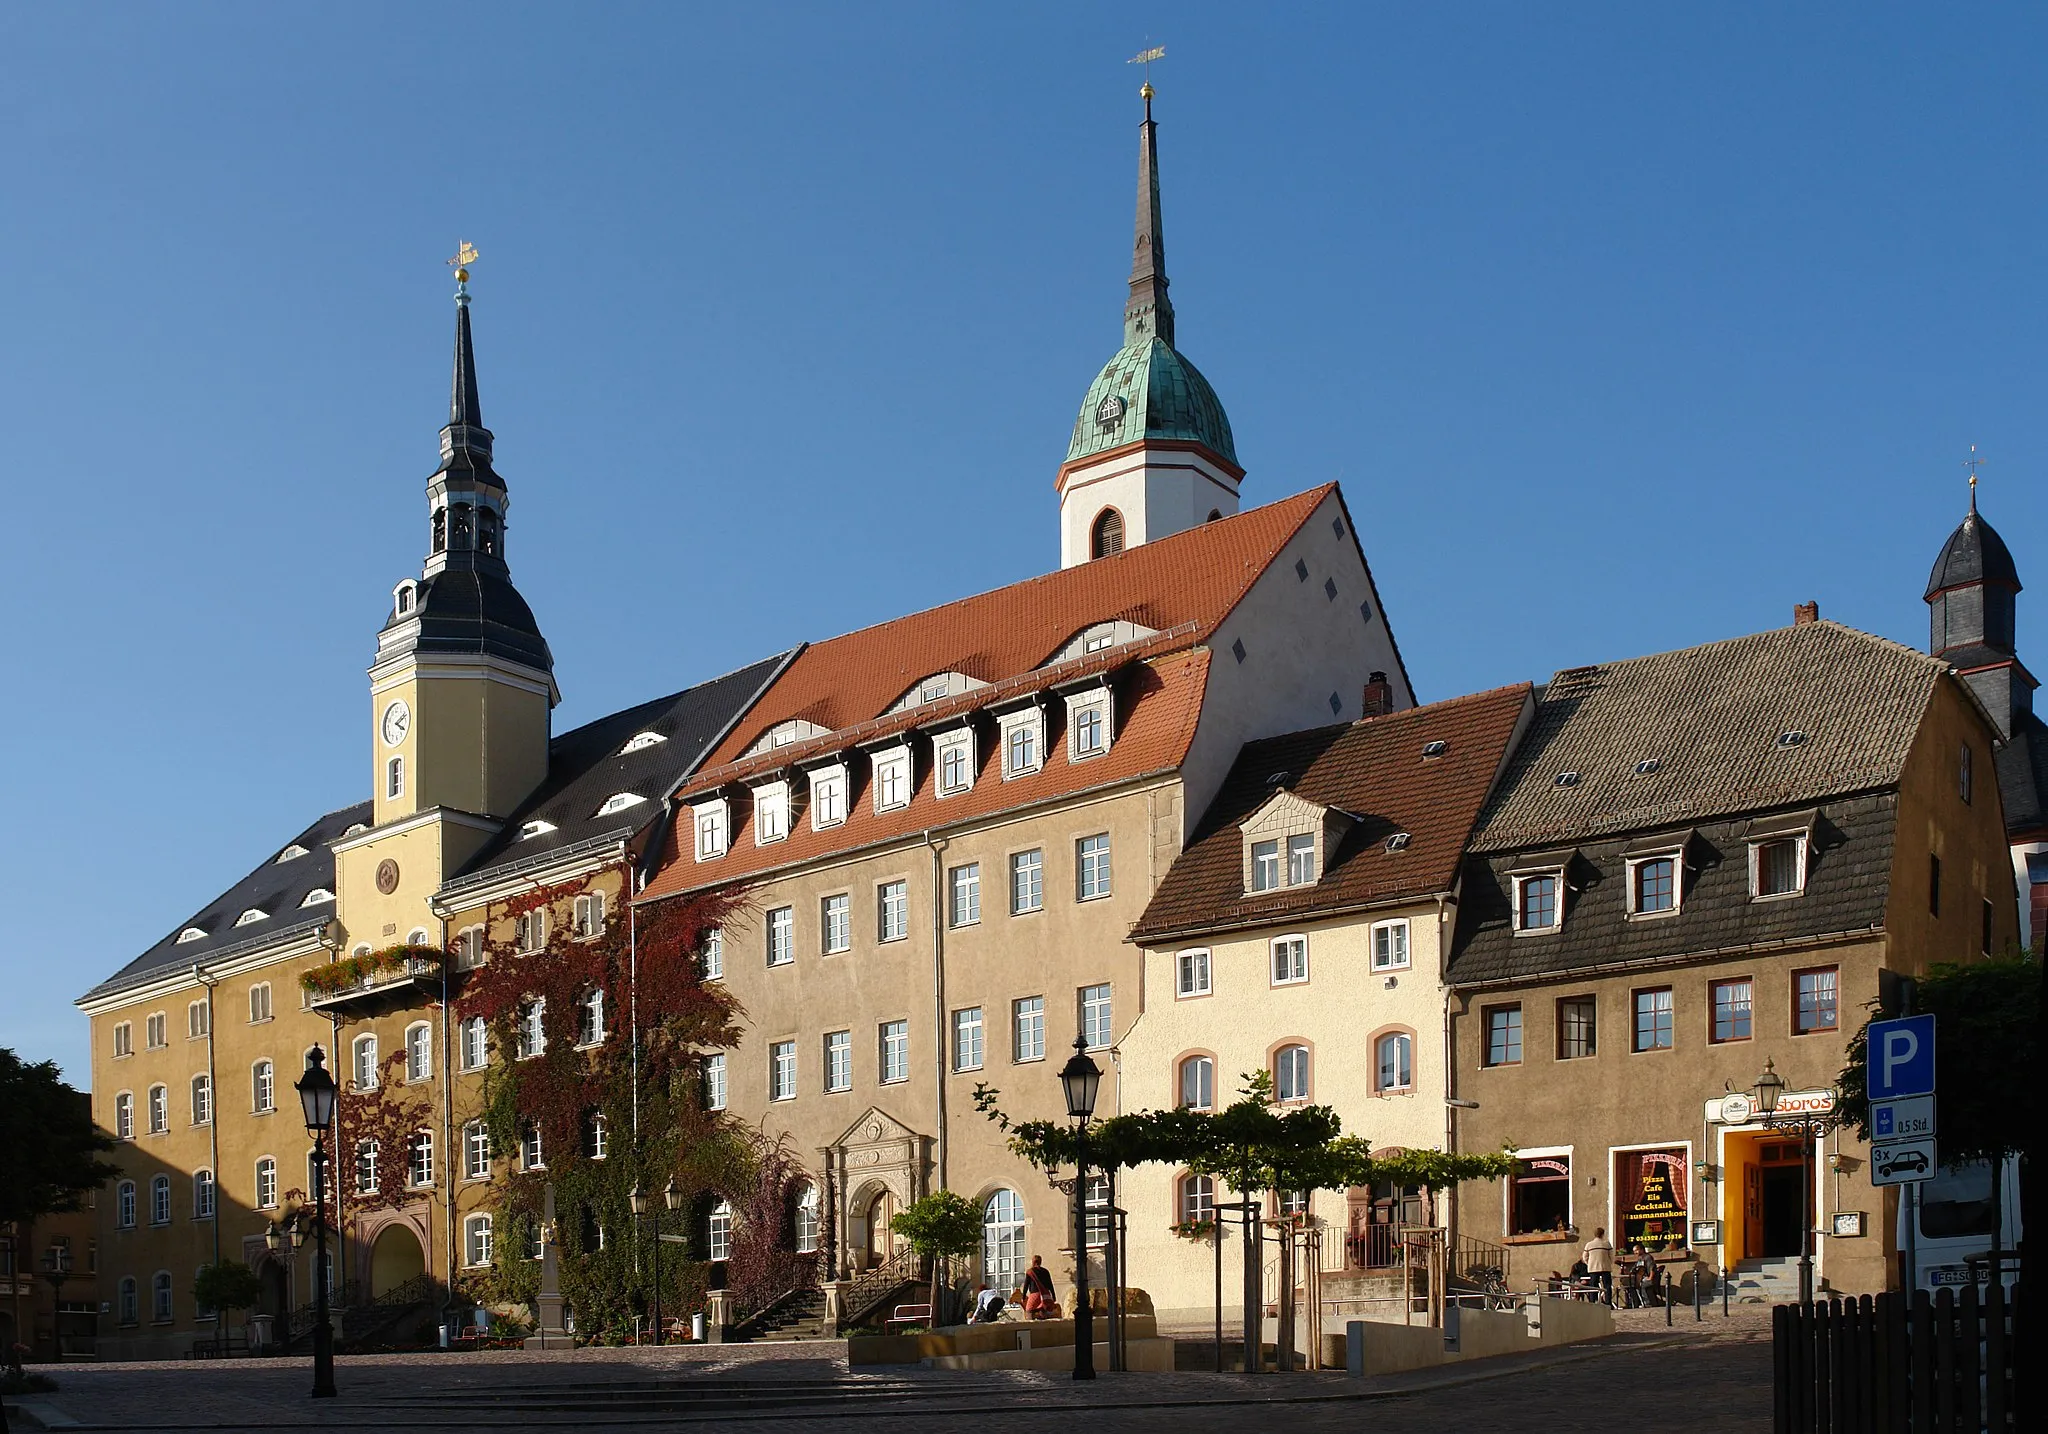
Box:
[189,1330,249,1359]
[884,1303,933,1332]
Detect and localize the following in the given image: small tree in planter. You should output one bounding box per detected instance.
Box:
[889,1191,984,1327]
[194,1260,264,1345]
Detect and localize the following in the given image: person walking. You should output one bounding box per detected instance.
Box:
[1582,1227,1615,1305]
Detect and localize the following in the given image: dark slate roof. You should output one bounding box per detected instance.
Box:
[1926,508,2021,598]
[1469,621,1946,855]
[1130,685,1531,943]
[1446,795,1897,988]
[81,801,372,1002]
[379,561,554,674]
[1994,708,2048,837]
[446,650,795,883]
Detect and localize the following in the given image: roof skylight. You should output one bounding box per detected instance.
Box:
[1634,758,1662,775]
[1421,741,1448,758]
[234,909,268,927]
[620,732,667,754]
[299,888,335,907]
[175,926,207,944]
[596,792,646,817]
[1777,730,1808,748]
[275,844,309,863]
[518,820,558,841]
[341,823,369,838]
[1554,771,1581,788]
[1385,832,1412,852]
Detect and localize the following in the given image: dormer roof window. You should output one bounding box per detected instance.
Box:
[234,909,268,928]
[1240,788,1351,896]
[742,719,832,758]
[596,792,646,818]
[933,728,976,797]
[1046,619,1161,666]
[175,926,208,944]
[340,823,369,839]
[275,844,309,863]
[392,580,418,617]
[299,888,335,908]
[517,819,558,841]
[870,742,913,814]
[1065,687,1113,762]
[693,798,730,861]
[752,780,791,846]
[1623,832,1692,918]
[884,672,990,716]
[808,762,849,831]
[1507,850,1574,934]
[997,703,1045,780]
[620,732,667,755]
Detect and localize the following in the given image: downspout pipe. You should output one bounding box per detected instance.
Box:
[439,910,455,1320]
[925,831,948,1194]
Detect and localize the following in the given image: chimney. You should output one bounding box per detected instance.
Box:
[1361,671,1394,718]
[1794,601,1819,626]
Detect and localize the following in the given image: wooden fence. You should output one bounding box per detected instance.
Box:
[1772,1285,2020,1433]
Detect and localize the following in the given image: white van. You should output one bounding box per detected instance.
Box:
[1899,1156,2022,1295]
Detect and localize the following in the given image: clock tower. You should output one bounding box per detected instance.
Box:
[365,262,557,840]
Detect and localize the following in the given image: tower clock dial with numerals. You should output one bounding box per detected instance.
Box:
[381,700,411,748]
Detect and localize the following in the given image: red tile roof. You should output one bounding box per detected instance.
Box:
[637,650,1214,903]
[1127,683,1534,943]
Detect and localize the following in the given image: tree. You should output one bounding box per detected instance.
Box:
[193,1261,263,1335]
[1835,955,2040,1165]
[0,1050,117,1228]
[889,1191,984,1325]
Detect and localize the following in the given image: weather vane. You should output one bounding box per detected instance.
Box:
[1128,44,1165,101]
[1965,444,1985,509]
[447,241,479,305]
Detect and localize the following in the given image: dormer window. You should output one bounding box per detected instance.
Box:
[1251,840,1282,892]
[693,799,730,860]
[175,926,207,944]
[1624,833,1690,918]
[341,823,369,838]
[883,672,989,716]
[299,888,335,908]
[276,844,309,863]
[234,909,268,928]
[934,730,975,797]
[1286,833,1316,885]
[752,780,790,845]
[1067,690,1111,761]
[620,732,667,755]
[1745,812,1815,899]
[872,745,912,813]
[1512,871,1563,932]
[392,580,418,617]
[921,677,950,704]
[517,819,557,841]
[1084,628,1115,654]
[596,792,645,818]
[742,719,832,758]
[808,763,848,830]
[997,704,1045,780]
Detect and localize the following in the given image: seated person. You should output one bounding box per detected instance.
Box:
[968,1284,1006,1324]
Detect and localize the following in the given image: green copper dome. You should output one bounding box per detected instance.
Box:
[1066,337,1237,467]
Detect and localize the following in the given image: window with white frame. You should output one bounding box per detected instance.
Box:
[1068,693,1110,759]
[578,988,606,1045]
[824,1030,852,1092]
[1076,834,1112,900]
[983,1189,1026,1293]
[573,891,606,938]
[880,1021,910,1083]
[878,880,909,942]
[115,1180,136,1227]
[387,755,405,800]
[519,1122,544,1171]
[252,1060,274,1113]
[408,1130,434,1187]
[355,1139,379,1195]
[255,1156,278,1209]
[117,1276,138,1324]
[873,747,911,812]
[1179,1173,1216,1225]
[1080,983,1113,1050]
[194,1168,215,1219]
[1752,834,1808,898]
[524,1224,543,1261]
[465,1122,491,1181]
[188,1000,209,1040]
[1273,1044,1310,1101]
[147,1084,167,1134]
[406,1022,432,1081]
[1001,709,1043,778]
[150,1174,170,1224]
[461,1016,488,1070]
[1513,870,1562,931]
[753,780,790,844]
[1010,849,1044,913]
[1508,1151,1572,1235]
[949,863,981,926]
[1084,1172,1112,1247]
[1271,935,1309,986]
[596,791,644,817]
[190,1074,211,1126]
[516,907,550,954]
[113,1022,132,1058]
[695,800,729,860]
[952,1007,984,1072]
[1176,949,1211,998]
[766,906,795,965]
[516,999,546,1059]
[153,1271,174,1323]
[810,764,847,829]
[795,1184,821,1253]
[1371,919,1410,971]
[708,1199,733,1262]
[1286,833,1317,885]
[465,1214,494,1267]
[114,1091,133,1139]
[1179,1055,1214,1110]
[821,893,851,953]
[146,1012,167,1048]
[1250,839,1282,891]
[249,983,272,1023]
[584,1109,609,1159]
[353,1035,379,1090]
[770,1040,797,1101]
[1374,1031,1413,1091]
[1013,996,1045,1062]
[702,927,724,980]
[1627,850,1682,916]
[703,1053,727,1111]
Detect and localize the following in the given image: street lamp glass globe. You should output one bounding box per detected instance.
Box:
[1752,1058,1785,1116]
[297,1046,338,1133]
[629,1185,648,1218]
[1059,1038,1102,1120]
[664,1176,682,1212]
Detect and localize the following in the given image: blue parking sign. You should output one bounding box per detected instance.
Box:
[1866,1014,1936,1100]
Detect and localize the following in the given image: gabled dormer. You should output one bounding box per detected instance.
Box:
[1240,786,1353,895]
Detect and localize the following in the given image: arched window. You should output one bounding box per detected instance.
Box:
[152,1271,174,1322]
[386,756,405,800]
[1374,1031,1413,1092]
[578,988,606,1046]
[708,1199,734,1262]
[255,1156,278,1209]
[464,1213,493,1267]
[352,1035,378,1091]
[406,927,430,947]
[405,1022,432,1082]
[478,507,500,556]
[354,1139,380,1195]
[1274,1043,1310,1102]
[464,1122,491,1181]
[150,1174,171,1225]
[449,502,473,550]
[1090,507,1125,559]
[114,1091,134,1140]
[1179,1173,1216,1225]
[408,1130,434,1187]
[193,1169,215,1219]
[460,1015,488,1070]
[147,1084,168,1134]
[432,506,447,553]
[1178,1055,1214,1111]
[116,1276,137,1325]
[190,1074,211,1126]
[116,1180,136,1228]
[248,983,272,1023]
[794,1184,821,1254]
[982,1188,1026,1294]
[1206,508,1224,523]
[252,1059,274,1113]
[583,1109,608,1160]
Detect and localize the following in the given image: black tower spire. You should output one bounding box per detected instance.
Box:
[1123,84,1174,349]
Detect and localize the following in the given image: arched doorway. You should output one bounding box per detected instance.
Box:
[369,1222,425,1298]
[257,1254,288,1316]
[857,1187,898,1271]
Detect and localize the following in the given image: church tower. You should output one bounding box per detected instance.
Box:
[366,260,557,834]
[1057,85,1242,568]
[1926,480,2029,738]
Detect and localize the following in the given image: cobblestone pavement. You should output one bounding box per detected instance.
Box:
[3,1312,1773,1433]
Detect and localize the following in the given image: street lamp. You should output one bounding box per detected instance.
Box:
[1750,1058,1824,1306]
[295,1046,338,1398]
[1059,1036,1102,1382]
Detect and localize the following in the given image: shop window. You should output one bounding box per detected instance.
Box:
[1614,1148,1689,1253]
[1508,1153,1572,1236]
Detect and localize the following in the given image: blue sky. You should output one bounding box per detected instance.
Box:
[4,5,2044,1082]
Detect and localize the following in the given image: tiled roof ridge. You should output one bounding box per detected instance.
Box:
[1242,681,1534,754]
[675,623,1203,799]
[1472,774,1901,853]
[1542,617,1945,689]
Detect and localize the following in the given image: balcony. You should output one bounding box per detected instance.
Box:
[303,949,443,1015]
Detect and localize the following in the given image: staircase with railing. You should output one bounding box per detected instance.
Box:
[841,1248,922,1330]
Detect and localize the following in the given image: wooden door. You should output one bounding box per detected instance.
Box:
[1743,1162,1764,1260]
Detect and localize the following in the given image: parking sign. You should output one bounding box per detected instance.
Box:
[1865,1014,1936,1100]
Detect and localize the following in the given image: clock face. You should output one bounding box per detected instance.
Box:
[381,701,411,748]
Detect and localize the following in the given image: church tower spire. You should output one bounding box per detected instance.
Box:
[1926,461,2027,737]
[1124,84,1174,350]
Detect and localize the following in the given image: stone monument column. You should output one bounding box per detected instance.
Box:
[525,1182,573,1350]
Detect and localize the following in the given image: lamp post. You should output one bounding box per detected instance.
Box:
[295,1047,338,1398]
[1751,1058,1826,1306]
[631,1178,682,1345]
[1059,1036,1102,1382]
[40,1244,72,1361]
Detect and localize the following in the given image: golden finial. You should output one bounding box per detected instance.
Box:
[1965,444,1984,512]
[447,240,479,284]
[1129,44,1164,101]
